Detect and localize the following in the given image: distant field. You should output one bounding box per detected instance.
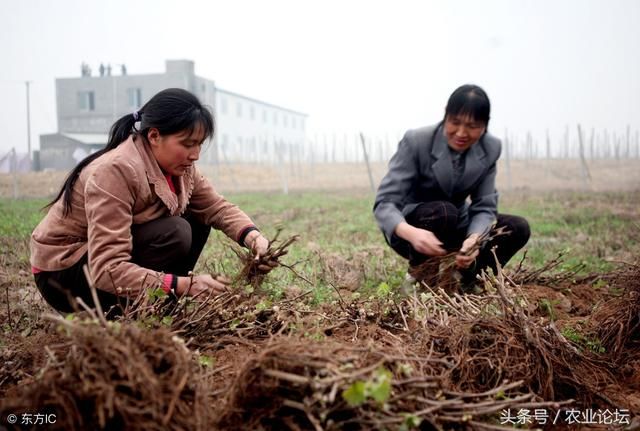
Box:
[1,159,639,198]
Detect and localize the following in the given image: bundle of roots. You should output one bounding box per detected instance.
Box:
[1,316,215,431]
[590,264,640,364]
[509,250,590,286]
[409,226,509,293]
[233,229,300,288]
[215,339,558,431]
[416,264,625,409]
[116,288,286,350]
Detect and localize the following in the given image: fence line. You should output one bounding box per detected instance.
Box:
[208,126,640,165]
[2,158,640,199]
[2,126,639,198]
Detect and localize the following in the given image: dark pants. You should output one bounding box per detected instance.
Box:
[34,214,211,314]
[389,201,530,282]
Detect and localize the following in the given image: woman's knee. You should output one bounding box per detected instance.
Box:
[503,215,530,247]
[133,216,193,258]
[163,217,192,256]
[409,201,459,230]
[35,275,75,313]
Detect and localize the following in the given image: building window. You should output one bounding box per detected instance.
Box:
[283,114,288,128]
[77,91,95,111]
[263,109,267,123]
[292,117,297,129]
[127,88,142,108]
[236,101,243,118]
[221,98,228,115]
[273,111,278,125]
[250,104,255,121]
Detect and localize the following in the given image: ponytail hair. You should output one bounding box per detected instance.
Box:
[46,88,214,216]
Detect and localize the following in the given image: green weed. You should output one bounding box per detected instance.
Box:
[2,191,638,305]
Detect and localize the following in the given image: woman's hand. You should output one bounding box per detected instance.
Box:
[456,233,480,269]
[395,222,446,256]
[244,230,270,260]
[176,274,230,297]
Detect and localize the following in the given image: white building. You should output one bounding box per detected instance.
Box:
[215,88,307,165]
[39,60,307,170]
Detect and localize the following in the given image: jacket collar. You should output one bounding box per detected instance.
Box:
[430,125,487,196]
[133,136,195,216]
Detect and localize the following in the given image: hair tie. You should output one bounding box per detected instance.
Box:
[132,111,140,121]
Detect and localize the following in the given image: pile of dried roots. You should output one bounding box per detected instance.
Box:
[216,335,568,431]
[3,262,639,430]
[1,314,215,431]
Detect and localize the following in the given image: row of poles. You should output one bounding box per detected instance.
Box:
[210,125,640,166]
[206,124,637,195]
[3,124,638,197]
[505,125,640,160]
[502,124,602,192]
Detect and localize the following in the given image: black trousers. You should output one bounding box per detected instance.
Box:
[389,201,530,282]
[34,214,211,314]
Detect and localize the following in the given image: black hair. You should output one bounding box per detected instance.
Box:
[46,88,214,216]
[444,84,491,126]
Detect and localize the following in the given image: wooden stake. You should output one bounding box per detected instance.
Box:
[576,124,592,189]
[360,132,375,193]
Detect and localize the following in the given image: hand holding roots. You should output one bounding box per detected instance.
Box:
[409,226,510,292]
[234,229,299,288]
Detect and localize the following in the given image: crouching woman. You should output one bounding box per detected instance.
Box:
[31,88,269,314]
[374,84,530,290]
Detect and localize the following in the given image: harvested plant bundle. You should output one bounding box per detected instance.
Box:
[1,316,214,431]
[234,230,300,288]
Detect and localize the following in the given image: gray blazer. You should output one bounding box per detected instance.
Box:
[373,123,501,243]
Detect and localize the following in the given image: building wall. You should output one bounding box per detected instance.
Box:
[214,90,306,164]
[39,134,103,171]
[57,60,199,134]
[49,59,306,167]
[193,76,218,164]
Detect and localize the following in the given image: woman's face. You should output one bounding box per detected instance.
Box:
[147,125,206,176]
[444,114,486,152]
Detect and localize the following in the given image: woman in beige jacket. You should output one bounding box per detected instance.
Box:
[31,88,269,314]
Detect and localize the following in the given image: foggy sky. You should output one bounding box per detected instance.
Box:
[1,0,639,155]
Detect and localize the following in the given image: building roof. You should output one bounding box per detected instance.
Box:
[216,88,308,117]
[57,59,307,118]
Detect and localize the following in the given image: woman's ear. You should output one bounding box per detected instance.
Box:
[147,128,160,146]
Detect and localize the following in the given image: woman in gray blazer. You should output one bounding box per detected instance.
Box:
[373,84,529,290]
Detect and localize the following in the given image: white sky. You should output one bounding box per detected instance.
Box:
[1,0,639,155]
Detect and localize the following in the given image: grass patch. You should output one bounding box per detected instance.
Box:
[501,190,639,273]
[0,198,48,238]
[1,190,638,302]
